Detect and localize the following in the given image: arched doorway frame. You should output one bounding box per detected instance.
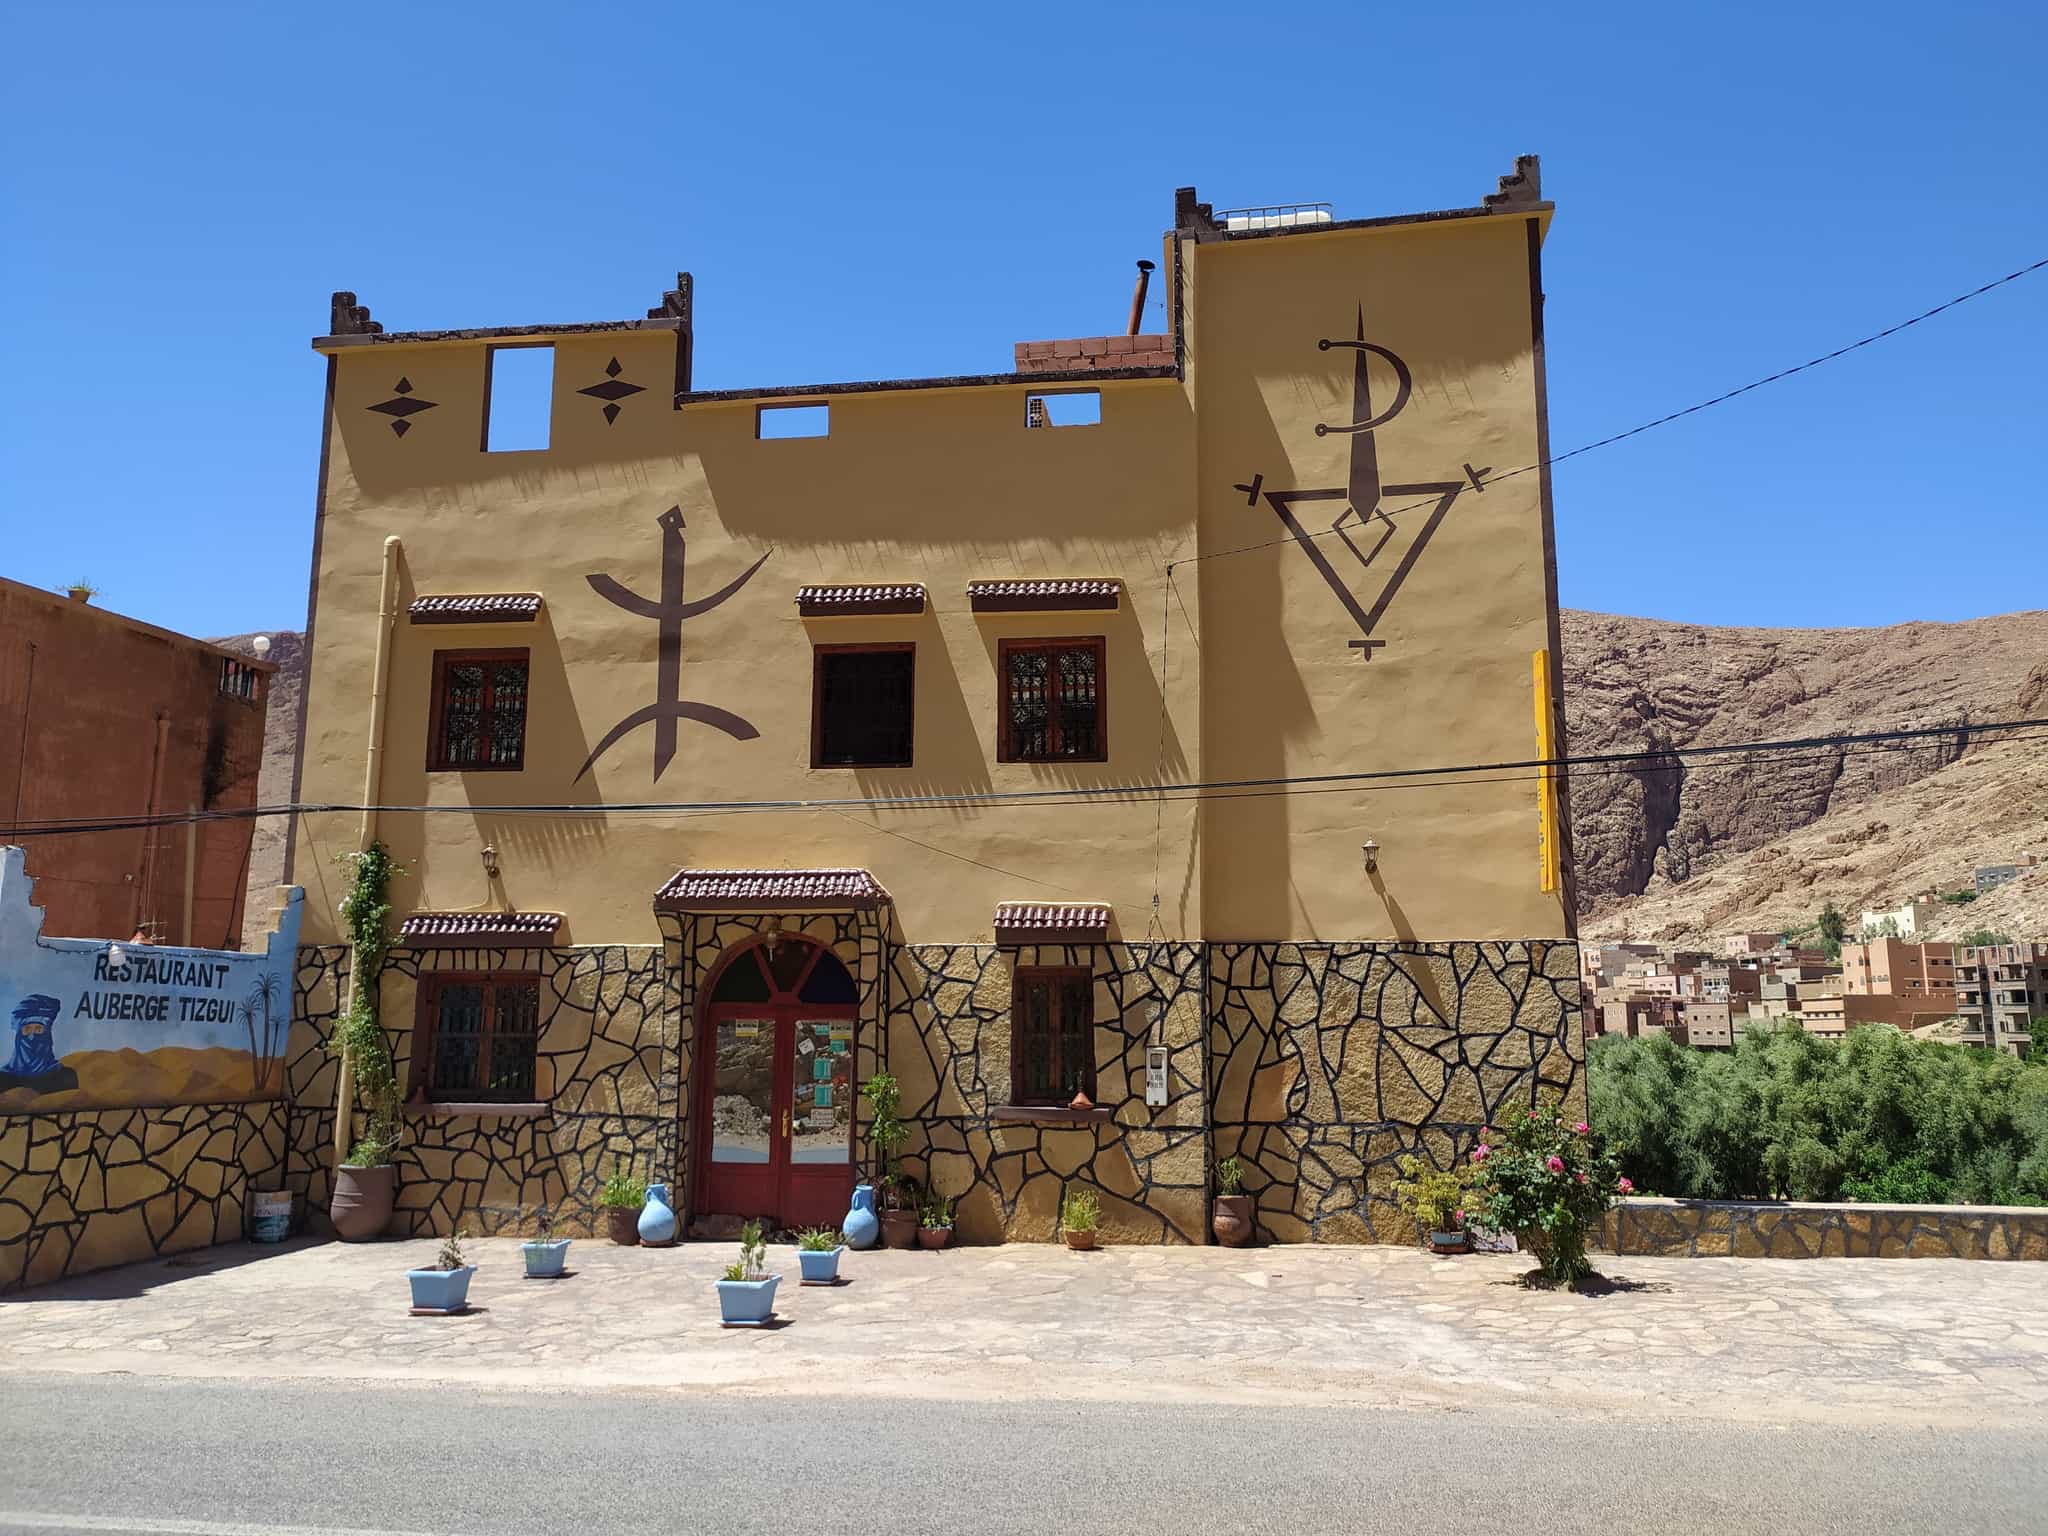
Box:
[691,931,860,1228]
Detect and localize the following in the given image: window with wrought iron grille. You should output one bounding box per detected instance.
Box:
[414,973,543,1103]
[218,658,264,702]
[999,637,1105,762]
[812,644,914,767]
[428,649,528,771]
[1009,967,1095,1105]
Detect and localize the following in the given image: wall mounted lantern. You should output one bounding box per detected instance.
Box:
[1361,840,1379,876]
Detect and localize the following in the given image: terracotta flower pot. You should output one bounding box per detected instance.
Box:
[330,1164,395,1242]
[917,1225,951,1250]
[881,1209,918,1250]
[1063,1228,1097,1251]
[1211,1193,1255,1247]
[606,1207,642,1246]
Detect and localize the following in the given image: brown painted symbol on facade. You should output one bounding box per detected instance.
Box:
[1233,310,1488,656]
[576,357,644,425]
[574,507,772,783]
[366,376,438,438]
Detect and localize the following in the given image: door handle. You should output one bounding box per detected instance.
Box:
[781,1109,791,1138]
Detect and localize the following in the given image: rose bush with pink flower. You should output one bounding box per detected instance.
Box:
[1468,1097,1627,1286]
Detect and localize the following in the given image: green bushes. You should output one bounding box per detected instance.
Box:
[1590,1022,2048,1207]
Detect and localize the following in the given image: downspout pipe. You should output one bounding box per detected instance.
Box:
[333,534,403,1168]
[1127,260,1155,337]
[134,711,172,936]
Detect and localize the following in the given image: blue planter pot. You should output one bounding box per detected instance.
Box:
[716,1274,780,1326]
[797,1246,845,1284]
[638,1183,679,1245]
[522,1238,571,1278]
[843,1183,880,1250]
[406,1265,475,1311]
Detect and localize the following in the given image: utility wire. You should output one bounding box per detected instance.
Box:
[1168,254,2048,571]
[3,716,2030,839]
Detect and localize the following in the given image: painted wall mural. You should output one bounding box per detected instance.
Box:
[0,847,302,1112]
[576,356,644,425]
[1231,308,1491,658]
[574,506,774,782]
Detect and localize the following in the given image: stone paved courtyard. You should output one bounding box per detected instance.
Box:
[4,1237,2045,1427]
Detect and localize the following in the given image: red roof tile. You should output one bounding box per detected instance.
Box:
[655,868,891,911]
[408,593,544,625]
[967,579,1120,612]
[796,584,926,616]
[399,911,562,946]
[993,901,1112,941]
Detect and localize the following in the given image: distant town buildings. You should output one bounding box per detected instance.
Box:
[1588,924,2038,1059]
[1974,854,2038,893]
[1858,897,1941,940]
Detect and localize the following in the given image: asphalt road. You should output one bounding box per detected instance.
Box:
[1,1375,2039,1535]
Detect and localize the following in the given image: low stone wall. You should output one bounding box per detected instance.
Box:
[1601,1197,2048,1261]
[0,1099,287,1290]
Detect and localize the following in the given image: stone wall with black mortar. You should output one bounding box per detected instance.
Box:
[1,1099,286,1290]
[1602,1197,2048,1260]
[1207,941,1584,1243]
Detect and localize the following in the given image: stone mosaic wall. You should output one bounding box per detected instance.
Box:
[1208,941,1583,1243]
[1601,1198,2048,1261]
[889,942,1208,1245]
[0,1099,286,1290]
[658,910,887,1231]
[285,943,667,1238]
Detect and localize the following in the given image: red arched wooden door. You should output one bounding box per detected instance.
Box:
[694,935,860,1230]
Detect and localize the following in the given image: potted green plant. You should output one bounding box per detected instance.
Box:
[1391,1153,1479,1255]
[1211,1155,1254,1246]
[1061,1187,1101,1251]
[1467,1101,1628,1288]
[715,1219,779,1326]
[330,844,402,1242]
[860,1073,918,1249]
[600,1164,646,1246]
[522,1207,571,1278]
[407,1227,475,1313]
[917,1193,954,1250]
[796,1226,846,1285]
[64,579,97,603]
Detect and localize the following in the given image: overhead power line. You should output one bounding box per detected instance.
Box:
[3,715,2033,841]
[1171,253,2048,570]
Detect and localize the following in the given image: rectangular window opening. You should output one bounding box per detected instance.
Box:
[999,637,1105,762]
[483,345,554,452]
[1010,967,1095,1106]
[416,973,543,1103]
[428,648,530,772]
[1025,390,1100,429]
[813,644,915,767]
[758,402,829,439]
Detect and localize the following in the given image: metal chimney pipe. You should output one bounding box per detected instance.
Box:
[1127,260,1155,336]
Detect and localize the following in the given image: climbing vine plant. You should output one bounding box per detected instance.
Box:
[333,841,403,1166]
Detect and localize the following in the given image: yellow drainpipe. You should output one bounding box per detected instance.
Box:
[333,535,402,1167]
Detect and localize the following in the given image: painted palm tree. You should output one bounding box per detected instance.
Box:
[237,972,288,1097]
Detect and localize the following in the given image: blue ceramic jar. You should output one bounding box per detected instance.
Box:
[842,1182,880,1249]
[638,1182,679,1245]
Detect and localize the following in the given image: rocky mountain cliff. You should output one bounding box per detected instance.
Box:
[1561,608,2048,931]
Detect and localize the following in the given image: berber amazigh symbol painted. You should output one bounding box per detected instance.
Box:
[366,376,438,438]
[577,356,644,425]
[1233,309,1489,656]
[574,507,773,783]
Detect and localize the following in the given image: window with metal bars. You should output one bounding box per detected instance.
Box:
[1009,967,1095,1105]
[428,649,528,771]
[414,974,543,1102]
[999,637,1105,762]
[812,644,914,767]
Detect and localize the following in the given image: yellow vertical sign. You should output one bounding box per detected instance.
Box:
[1532,649,1561,893]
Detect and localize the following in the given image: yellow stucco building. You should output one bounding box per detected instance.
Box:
[283,158,1582,1245]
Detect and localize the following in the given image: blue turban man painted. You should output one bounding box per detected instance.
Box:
[1,994,78,1094]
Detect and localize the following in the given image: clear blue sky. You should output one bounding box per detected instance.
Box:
[4,3,2044,639]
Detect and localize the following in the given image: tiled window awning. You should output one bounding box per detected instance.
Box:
[655,868,892,913]
[968,579,1120,612]
[408,593,545,625]
[399,911,562,947]
[993,901,1112,943]
[796,584,927,616]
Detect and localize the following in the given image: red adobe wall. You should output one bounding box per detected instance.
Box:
[0,578,273,946]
